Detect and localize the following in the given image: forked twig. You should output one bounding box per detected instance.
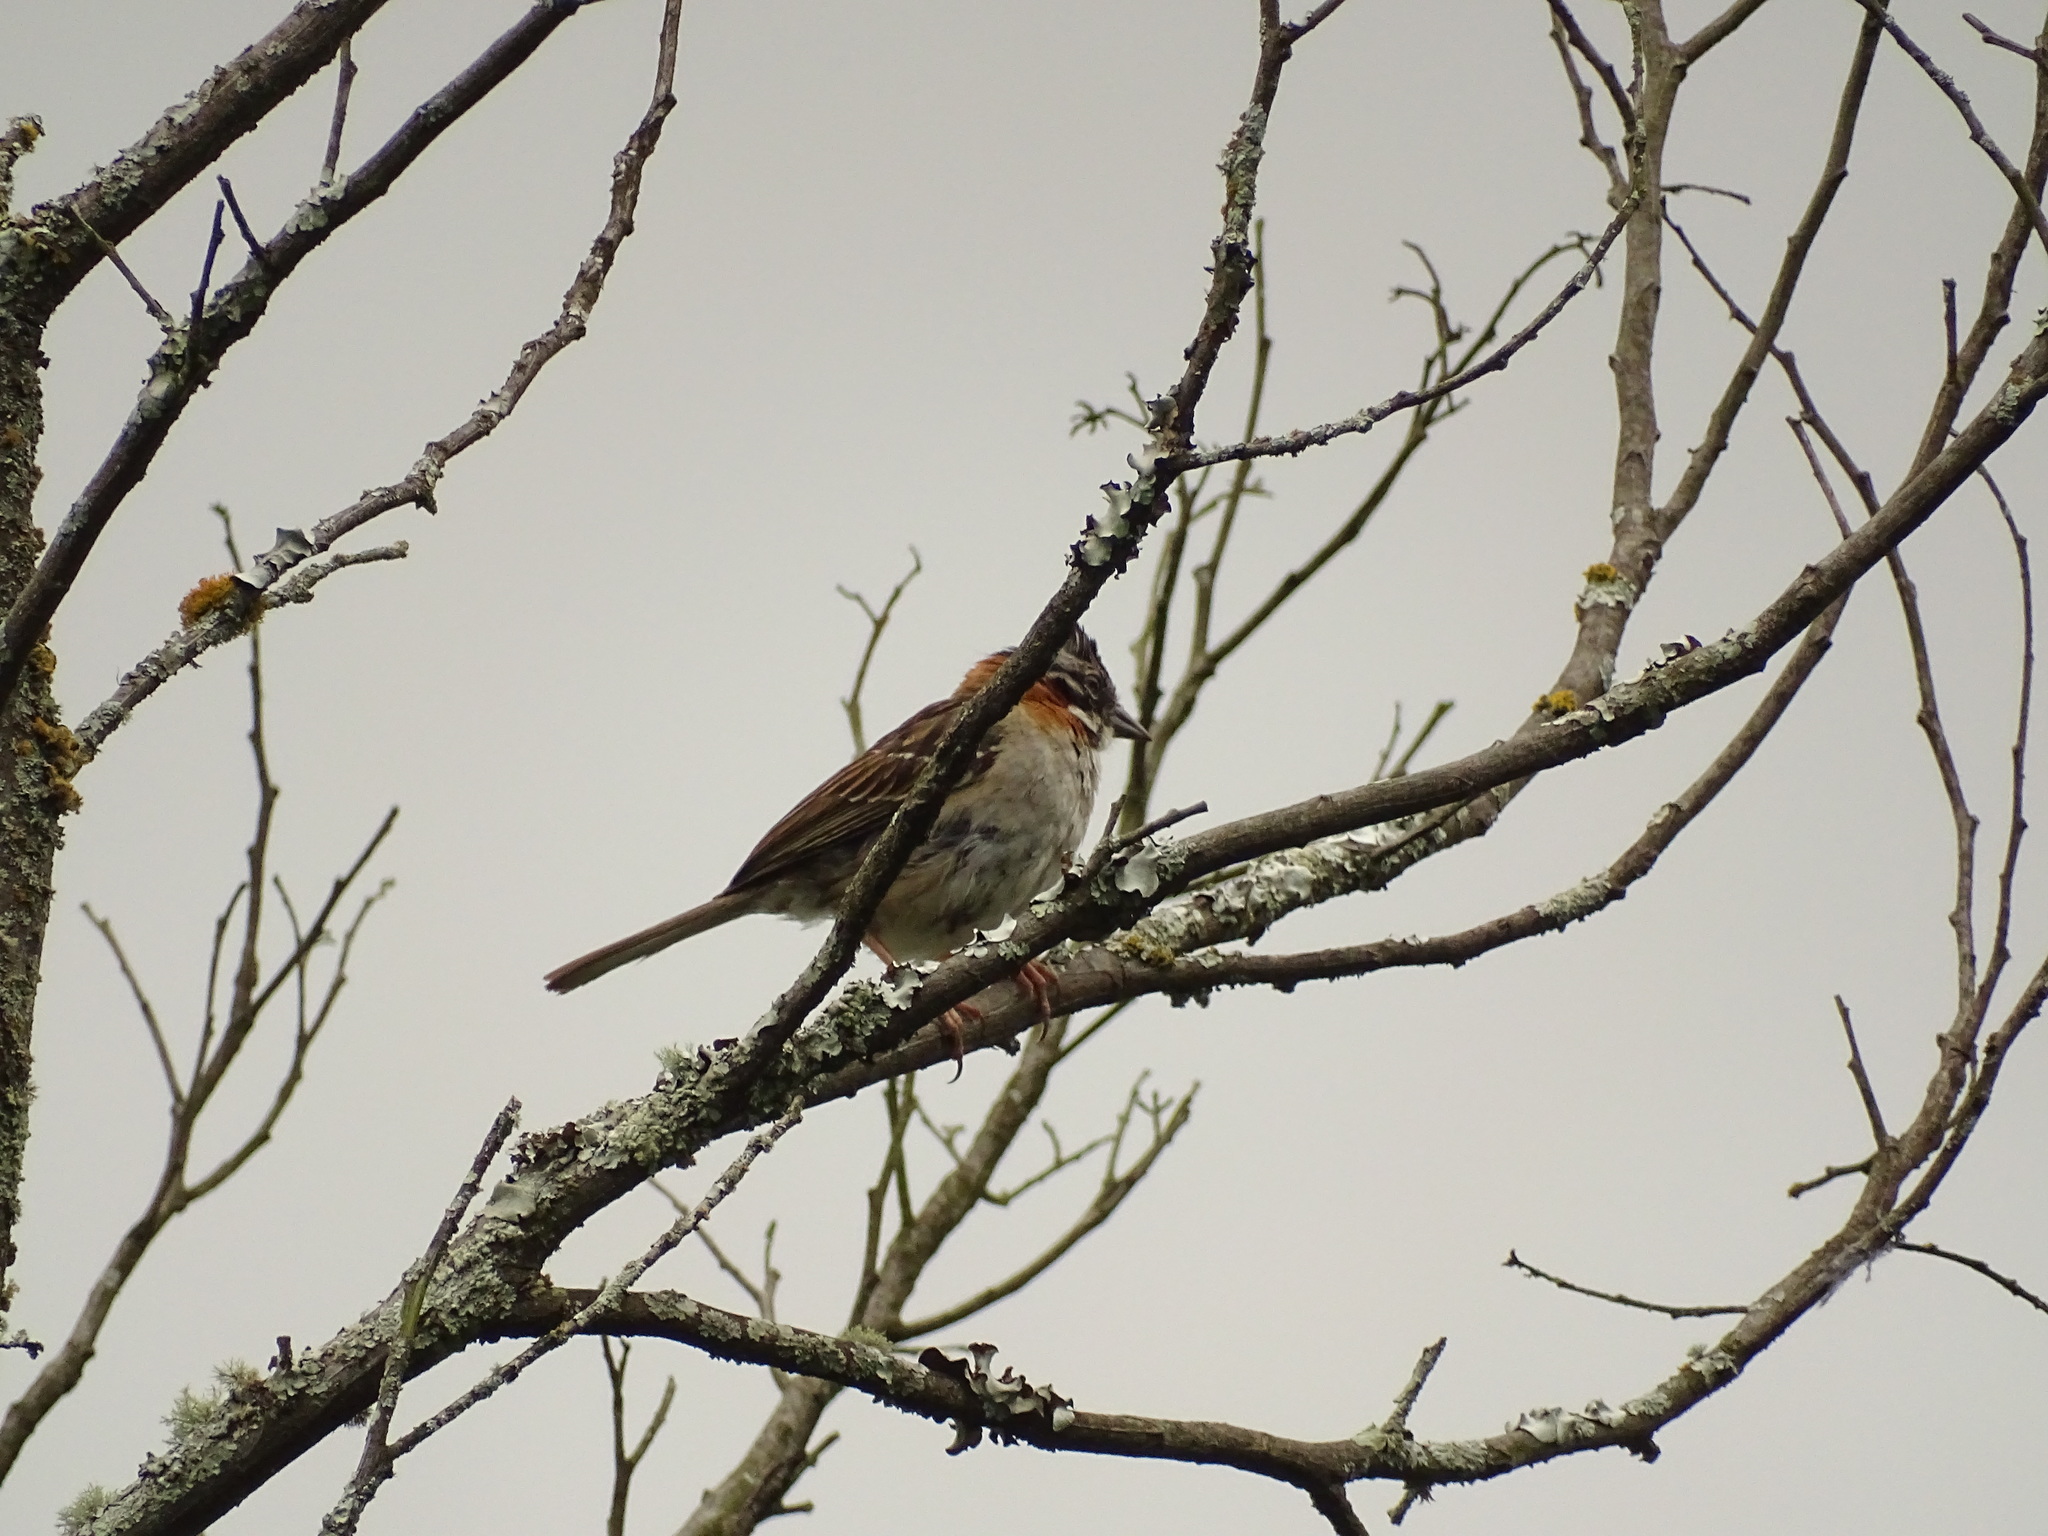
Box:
[836,547,923,755]
[1855,0,2048,258]
[323,1100,521,1536]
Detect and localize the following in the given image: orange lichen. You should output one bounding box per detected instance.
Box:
[1583,561,1620,583]
[1532,689,1579,714]
[179,573,240,629]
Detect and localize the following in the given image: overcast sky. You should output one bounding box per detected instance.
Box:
[5,2,2048,1532]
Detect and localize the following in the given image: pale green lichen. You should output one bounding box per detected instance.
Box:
[56,1485,113,1536]
[162,1359,261,1448]
[1535,874,1612,924]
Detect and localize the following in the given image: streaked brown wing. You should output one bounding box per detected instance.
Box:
[725,697,991,892]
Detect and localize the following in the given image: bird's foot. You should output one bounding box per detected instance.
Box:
[937,1004,978,1081]
[1014,958,1057,1022]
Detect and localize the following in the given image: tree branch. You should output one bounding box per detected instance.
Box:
[0,0,603,714]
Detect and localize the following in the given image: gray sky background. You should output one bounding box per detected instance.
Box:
[5,1,2047,1531]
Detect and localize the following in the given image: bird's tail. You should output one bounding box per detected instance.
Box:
[544,890,756,993]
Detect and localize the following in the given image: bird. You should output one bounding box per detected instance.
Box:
[544,627,1148,1060]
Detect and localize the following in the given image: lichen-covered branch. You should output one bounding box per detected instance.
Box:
[0,0,601,712]
[1,0,386,317]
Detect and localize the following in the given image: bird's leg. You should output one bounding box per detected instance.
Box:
[865,934,967,1080]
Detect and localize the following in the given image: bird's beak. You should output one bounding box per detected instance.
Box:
[1109,703,1150,742]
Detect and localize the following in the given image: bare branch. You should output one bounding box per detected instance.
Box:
[1964,11,2048,64]
[1855,0,2048,260]
[1306,1480,1371,1536]
[1651,9,1886,542]
[1833,996,1892,1151]
[368,1098,801,1509]
[321,39,359,185]
[1678,0,1775,64]
[0,0,604,714]
[186,199,225,337]
[1664,181,1751,203]
[1881,542,1982,1020]
[1897,1239,2048,1315]
[836,547,923,755]
[20,2,385,313]
[214,176,263,264]
[1787,1157,1874,1200]
[66,209,172,325]
[1505,1252,1746,1320]
[894,1081,1195,1339]
[1545,1,1639,154]
[183,874,393,1202]
[1382,1338,1447,1437]
[322,1099,521,1536]
[70,7,686,757]
[1973,468,2033,1018]
[1548,12,1625,193]
[1168,195,1637,473]
[601,1337,676,1536]
[80,905,182,1105]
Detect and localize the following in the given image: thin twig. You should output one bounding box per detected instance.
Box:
[1855,0,2048,259]
[601,1337,676,1536]
[1504,1251,1746,1319]
[322,39,358,184]
[1787,1157,1873,1199]
[1788,418,1855,538]
[183,873,393,1202]
[1972,467,2033,1020]
[1170,193,1638,472]
[1963,12,2048,65]
[80,905,182,1105]
[1885,540,1982,1020]
[1548,7,1625,191]
[1944,276,1960,393]
[1678,0,1774,64]
[1081,801,1207,884]
[1382,1337,1447,1437]
[1546,0,1639,150]
[836,547,922,755]
[68,209,172,325]
[1388,701,1453,779]
[8,0,612,724]
[321,1098,521,1536]
[187,198,225,340]
[1664,181,1751,202]
[215,176,264,263]
[895,1080,1195,1339]
[1833,996,1892,1150]
[1897,1239,2048,1315]
[385,1100,803,1463]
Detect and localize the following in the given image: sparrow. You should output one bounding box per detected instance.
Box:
[544,628,1148,1059]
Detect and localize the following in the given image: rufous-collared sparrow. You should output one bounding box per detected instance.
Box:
[545,628,1147,1050]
